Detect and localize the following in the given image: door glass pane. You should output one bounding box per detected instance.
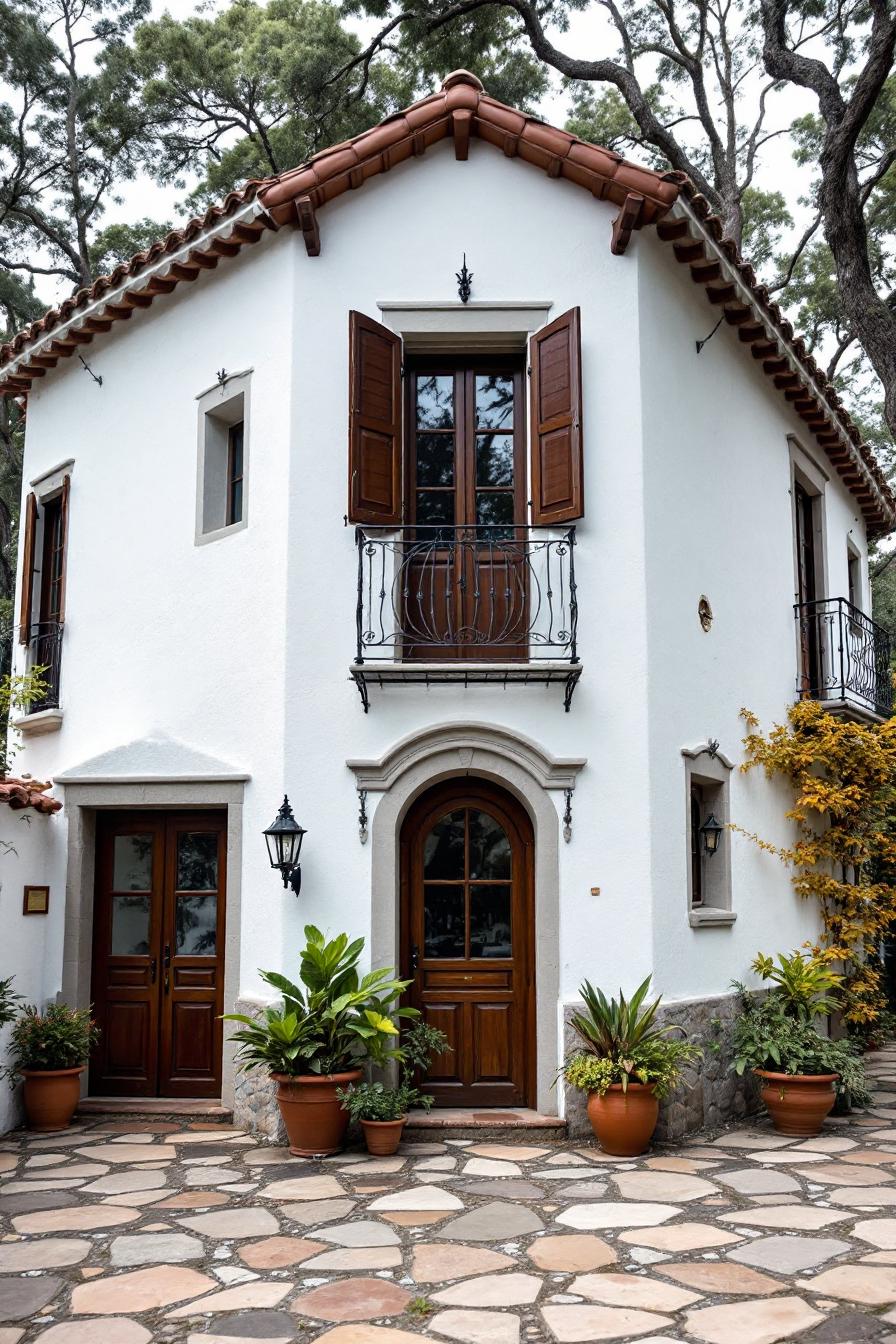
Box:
[111,894,151,956]
[424,885,465,958]
[176,894,217,956]
[476,434,514,487]
[476,492,514,532]
[416,491,454,526]
[113,835,153,892]
[470,884,512,958]
[416,434,454,486]
[176,833,219,891]
[475,375,514,429]
[469,811,511,879]
[416,375,454,429]
[424,810,465,879]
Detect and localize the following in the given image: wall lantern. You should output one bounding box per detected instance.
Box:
[264,796,307,895]
[699,812,724,857]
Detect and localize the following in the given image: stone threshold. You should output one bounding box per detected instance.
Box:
[77,1096,233,1120]
[405,1106,566,1141]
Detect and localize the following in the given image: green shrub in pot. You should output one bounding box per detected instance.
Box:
[10,1002,100,1132]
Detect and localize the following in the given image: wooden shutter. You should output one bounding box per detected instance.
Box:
[348,311,402,524]
[529,307,583,524]
[57,473,70,623]
[18,492,37,643]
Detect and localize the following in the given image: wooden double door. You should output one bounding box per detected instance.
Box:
[401,780,534,1108]
[90,811,226,1098]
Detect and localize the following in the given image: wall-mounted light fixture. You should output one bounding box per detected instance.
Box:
[263,796,307,895]
[699,812,724,857]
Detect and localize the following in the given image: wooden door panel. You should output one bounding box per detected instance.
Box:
[402,781,533,1109]
[472,1003,513,1083]
[90,817,165,1096]
[159,815,226,1097]
[91,810,226,1100]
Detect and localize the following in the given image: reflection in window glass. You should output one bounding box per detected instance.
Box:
[416,434,455,487]
[475,375,514,429]
[177,833,218,891]
[476,434,514,487]
[111,894,151,956]
[113,835,153,892]
[416,491,455,527]
[176,894,217,955]
[470,884,512,958]
[424,884,465,958]
[416,375,454,429]
[423,811,465,880]
[469,811,511,879]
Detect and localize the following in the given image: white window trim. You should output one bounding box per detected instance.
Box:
[30,458,74,499]
[195,372,251,545]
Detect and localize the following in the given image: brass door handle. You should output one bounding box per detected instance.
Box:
[411,944,420,973]
[150,958,157,984]
[163,943,171,994]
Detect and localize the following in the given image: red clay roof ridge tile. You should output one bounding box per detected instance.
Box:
[0,777,62,814]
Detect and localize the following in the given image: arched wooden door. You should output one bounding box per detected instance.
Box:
[400,779,534,1108]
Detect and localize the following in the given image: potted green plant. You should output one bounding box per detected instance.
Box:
[338,1020,450,1154]
[563,976,701,1155]
[10,1002,99,1131]
[224,925,415,1156]
[731,950,869,1135]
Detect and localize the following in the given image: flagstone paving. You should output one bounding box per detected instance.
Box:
[10,1048,896,1340]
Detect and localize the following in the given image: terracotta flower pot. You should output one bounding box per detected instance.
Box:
[271,1069,363,1156]
[361,1115,407,1156]
[755,1068,839,1137]
[587,1082,659,1156]
[20,1065,84,1132]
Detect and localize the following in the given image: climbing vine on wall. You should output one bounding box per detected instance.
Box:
[739,700,896,1028]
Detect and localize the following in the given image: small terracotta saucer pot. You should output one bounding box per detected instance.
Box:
[361,1115,407,1155]
[755,1069,839,1136]
[587,1082,659,1156]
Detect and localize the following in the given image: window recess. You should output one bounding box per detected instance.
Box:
[16,476,70,715]
[196,375,250,541]
[683,745,734,927]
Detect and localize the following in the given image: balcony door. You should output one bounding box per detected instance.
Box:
[90,812,226,1098]
[405,359,527,659]
[401,778,534,1107]
[795,482,820,694]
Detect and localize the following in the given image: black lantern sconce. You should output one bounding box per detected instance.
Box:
[264,796,307,896]
[699,812,724,858]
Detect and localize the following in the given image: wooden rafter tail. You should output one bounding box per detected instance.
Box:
[295,196,321,257]
[452,109,472,161]
[610,193,645,255]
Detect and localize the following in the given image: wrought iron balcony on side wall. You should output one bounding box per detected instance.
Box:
[795,597,892,721]
[351,524,581,711]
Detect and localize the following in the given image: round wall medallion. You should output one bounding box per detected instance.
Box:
[698,596,713,632]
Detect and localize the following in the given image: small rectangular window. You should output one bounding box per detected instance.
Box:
[226,422,244,526]
[196,375,250,542]
[684,749,733,926]
[848,548,861,611]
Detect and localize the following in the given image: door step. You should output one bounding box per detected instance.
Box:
[405,1107,566,1142]
[77,1097,233,1123]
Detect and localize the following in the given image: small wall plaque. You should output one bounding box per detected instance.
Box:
[23,885,49,915]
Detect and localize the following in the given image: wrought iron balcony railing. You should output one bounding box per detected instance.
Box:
[0,620,64,715]
[795,598,892,719]
[352,525,580,710]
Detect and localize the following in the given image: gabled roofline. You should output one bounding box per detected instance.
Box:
[1,68,892,535]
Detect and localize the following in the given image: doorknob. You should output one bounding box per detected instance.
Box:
[411,944,419,973]
[163,943,171,994]
[150,958,157,984]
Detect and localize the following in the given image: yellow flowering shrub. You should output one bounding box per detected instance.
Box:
[740,700,896,1027]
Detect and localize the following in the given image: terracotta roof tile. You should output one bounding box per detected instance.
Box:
[0,778,62,814]
[0,68,891,533]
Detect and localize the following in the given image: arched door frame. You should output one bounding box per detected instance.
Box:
[348,722,586,1114]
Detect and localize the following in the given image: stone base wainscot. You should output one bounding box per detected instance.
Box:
[231,997,286,1141]
[562,990,759,1140]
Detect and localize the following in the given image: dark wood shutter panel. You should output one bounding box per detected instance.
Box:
[18,492,37,643]
[57,474,70,623]
[529,307,583,524]
[348,311,402,525]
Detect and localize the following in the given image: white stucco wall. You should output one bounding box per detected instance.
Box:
[3,134,876,1116]
[637,231,864,1003]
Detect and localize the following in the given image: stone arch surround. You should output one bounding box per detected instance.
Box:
[348,722,586,1114]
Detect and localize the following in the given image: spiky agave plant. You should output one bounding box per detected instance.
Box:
[568,975,693,1092]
